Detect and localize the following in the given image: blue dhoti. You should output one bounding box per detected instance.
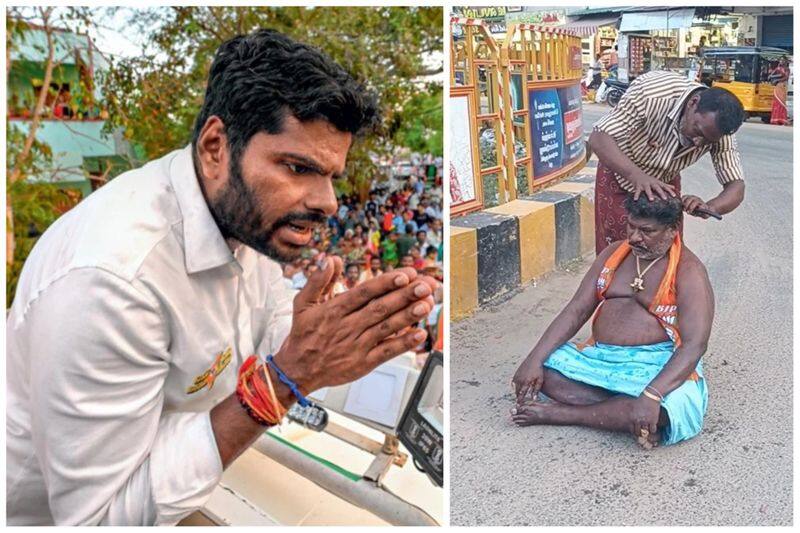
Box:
[543,341,708,445]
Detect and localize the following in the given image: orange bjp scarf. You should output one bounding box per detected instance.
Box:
[596,234,682,348]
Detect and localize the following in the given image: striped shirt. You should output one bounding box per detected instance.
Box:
[593,70,744,191]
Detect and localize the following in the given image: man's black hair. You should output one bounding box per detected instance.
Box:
[624,195,683,228]
[192,29,380,162]
[696,87,745,135]
[405,223,414,234]
[345,263,360,272]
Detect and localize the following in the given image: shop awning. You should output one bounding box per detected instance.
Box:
[619,8,696,32]
[560,15,621,37]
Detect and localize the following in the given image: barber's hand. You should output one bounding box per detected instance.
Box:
[628,170,676,202]
[274,256,438,394]
[629,395,661,448]
[682,195,711,219]
[512,355,545,405]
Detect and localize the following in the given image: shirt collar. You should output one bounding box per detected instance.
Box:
[169,145,235,274]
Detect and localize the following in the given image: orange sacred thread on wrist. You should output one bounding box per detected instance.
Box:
[237,355,287,426]
[258,363,288,418]
[237,359,271,424]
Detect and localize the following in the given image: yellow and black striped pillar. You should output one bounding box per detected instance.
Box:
[450,173,596,319]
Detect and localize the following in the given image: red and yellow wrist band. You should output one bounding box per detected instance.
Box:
[236,355,289,426]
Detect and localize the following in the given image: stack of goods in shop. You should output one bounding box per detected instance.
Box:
[628,36,651,78]
[598,27,617,63]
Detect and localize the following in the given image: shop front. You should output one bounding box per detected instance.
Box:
[617,8,694,81]
[558,15,620,67]
[761,14,793,54]
[616,9,750,82]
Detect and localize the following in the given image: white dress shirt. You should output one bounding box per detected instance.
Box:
[6,145,294,525]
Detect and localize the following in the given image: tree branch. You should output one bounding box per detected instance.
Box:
[416,66,444,77]
[171,6,226,43]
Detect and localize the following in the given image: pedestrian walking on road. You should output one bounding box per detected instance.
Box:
[588,70,746,253]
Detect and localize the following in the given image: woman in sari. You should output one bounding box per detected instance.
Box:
[769,57,790,126]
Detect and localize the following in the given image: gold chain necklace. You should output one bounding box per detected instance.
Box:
[630,255,663,292]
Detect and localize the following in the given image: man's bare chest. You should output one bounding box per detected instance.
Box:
[603,256,668,308]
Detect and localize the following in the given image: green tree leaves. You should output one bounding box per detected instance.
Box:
[102,6,443,190]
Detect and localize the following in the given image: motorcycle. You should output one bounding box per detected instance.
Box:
[602,79,630,108]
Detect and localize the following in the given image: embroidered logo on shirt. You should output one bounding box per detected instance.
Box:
[186,346,233,394]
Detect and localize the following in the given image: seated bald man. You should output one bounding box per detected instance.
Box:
[511,196,713,448]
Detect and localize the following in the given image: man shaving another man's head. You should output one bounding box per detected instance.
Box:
[589,70,746,253]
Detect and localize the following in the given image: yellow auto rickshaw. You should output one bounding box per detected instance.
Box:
[698,46,790,123]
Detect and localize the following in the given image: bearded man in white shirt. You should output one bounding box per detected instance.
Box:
[7,29,437,526]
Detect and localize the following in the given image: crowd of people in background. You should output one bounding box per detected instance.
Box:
[282,155,444,360]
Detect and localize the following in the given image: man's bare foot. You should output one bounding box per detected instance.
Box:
[510,401,562,426]
[509,395,668,448]
[511,401,664,448]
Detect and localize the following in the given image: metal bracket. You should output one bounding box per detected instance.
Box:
[363,436,406,484]
[323,422,407,467]
[363,451,395,484]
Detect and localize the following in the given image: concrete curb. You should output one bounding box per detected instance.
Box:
[450,164,597,320]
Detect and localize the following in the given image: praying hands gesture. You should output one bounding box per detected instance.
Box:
[212,257,438,469]
[275,256,438,394]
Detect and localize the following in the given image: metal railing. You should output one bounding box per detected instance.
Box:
[450,19,587,213]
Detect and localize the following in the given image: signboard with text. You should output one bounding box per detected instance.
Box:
[529,83,584,178]
[454,6,509,33]
[457,6,509,20]
[506,10,566,26]
[449,93,481,213]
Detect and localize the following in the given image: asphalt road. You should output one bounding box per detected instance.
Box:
[450,103,793,526]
